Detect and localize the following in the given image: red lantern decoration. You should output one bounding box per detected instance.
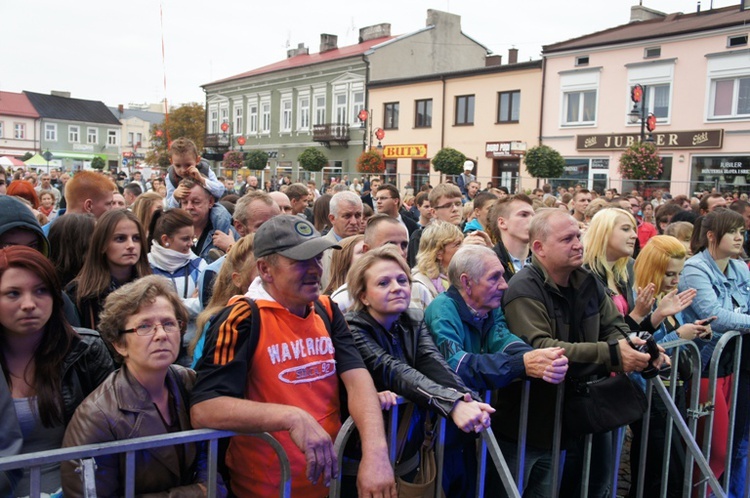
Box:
[631,84,644,104]
[646,114,657,132]
[358,109,369,122]
[155,129,163,138]
[374,128,385,141]
[220,122,229,132]
[237,136,246,146]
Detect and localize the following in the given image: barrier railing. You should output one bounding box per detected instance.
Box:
[329,396,521,498]
[0,429,291,498]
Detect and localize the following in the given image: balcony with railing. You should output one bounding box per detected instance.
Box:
[204,133,230,148]
[313,123,349,147]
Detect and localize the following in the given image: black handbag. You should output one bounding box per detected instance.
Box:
[564,373,648,434]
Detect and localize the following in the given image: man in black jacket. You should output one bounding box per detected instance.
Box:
[488,194,534,282]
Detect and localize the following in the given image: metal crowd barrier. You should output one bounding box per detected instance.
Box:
[329,396,521,498]
[0,429,291,498]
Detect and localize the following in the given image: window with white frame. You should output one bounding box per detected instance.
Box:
[45,123,57,141]
[14,123,25,139]
[0,121,4,138]
[627,61,674,123]
[128,132,134,145]
[209,107,218,133]
[314,93,326,125]
[260,97,271,133]
[351,89,365,124]
[136,133,142,146]
[87,127,98,144]
[69,125,80,143]
[298,93,310,131]
[248,100,258,134]
[107,129,118,146]
[280,94,292,132]
[707,52,750,120]
[334,92,347,124]
[234,105,243,135]
[560,69,599,126]
[220,106,229,129]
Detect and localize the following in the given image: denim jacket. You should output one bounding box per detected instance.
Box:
[679,249,750,373]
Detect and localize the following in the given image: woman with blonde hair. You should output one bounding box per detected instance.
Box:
[322,234,364,296]
[412,220,463,299]
[132,191,164,245]
[583,207,695,332]
[190,235,257,365]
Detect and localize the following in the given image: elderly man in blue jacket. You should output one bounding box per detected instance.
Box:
[425,244,568,496]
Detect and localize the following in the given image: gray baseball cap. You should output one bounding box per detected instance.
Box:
[253,215,340,260]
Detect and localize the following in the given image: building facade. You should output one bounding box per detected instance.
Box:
[201,9,490,186]
[367,54,542,192]
[541,3,750,197]
[24,91,122,172]
[0,91,40,158]
[109,104,165,173]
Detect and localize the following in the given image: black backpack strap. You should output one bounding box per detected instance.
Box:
[240,297,261,363]
[314,298,333,335]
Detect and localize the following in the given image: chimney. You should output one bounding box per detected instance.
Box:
[117,104,124,114]
[359,23,391,43]
[320,34,338,53]
[51,90,71,98]
[287,43,309,58]
[485,55,502,67]
[508,48,518,64]
[630,5,667,22]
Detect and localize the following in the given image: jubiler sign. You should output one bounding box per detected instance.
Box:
[576,130,723,150]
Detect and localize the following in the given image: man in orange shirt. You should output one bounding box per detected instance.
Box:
[191,215,395,497]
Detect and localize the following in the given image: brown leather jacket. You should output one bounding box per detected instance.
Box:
[61,365,219,497]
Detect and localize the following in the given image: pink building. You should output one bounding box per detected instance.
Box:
[541,3,750,197]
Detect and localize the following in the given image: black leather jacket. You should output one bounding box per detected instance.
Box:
[60,327,115,424]
[345,308,474,417]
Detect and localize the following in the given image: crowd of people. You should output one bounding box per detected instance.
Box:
[0,142,748,497]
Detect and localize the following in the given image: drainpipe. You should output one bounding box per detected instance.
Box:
[362,54,371,153]
[537,56,548,189]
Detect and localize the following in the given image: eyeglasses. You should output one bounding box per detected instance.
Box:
[434,200,463,210]
[374,196,395,202]
[0,180,5,185]
[120,320,183,336]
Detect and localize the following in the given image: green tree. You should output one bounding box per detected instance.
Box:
[245,149,269,171]
[145,102,205,169]
[431,148,467,178]
[524,145,565,179]
[298,147,328,172]
[90,156,106,170]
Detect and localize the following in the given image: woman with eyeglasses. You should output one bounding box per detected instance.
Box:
[62,275,225,497]
[0,246,113,496]
[66,210,151,329]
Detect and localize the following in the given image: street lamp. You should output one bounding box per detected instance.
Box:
[628,84,657,143]
[220,121,231,149]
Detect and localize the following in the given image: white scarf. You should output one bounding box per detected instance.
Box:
[148,240,199,273]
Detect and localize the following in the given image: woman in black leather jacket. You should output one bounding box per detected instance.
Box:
[343,245,493,487]
[0,246,114,496]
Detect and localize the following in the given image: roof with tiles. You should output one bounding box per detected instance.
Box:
[0,91,40,118]
[202,35,395,87]
[544,3,750,53]
[24,91,121,125]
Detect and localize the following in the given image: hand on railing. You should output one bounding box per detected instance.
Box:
[288,408,338,487]
[522,347,568,384]
[377,390,399,410]
[450,393,494,433]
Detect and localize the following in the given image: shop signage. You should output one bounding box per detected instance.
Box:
[576,130,723,150]
[382,144,427,159]
[485,141,527,157]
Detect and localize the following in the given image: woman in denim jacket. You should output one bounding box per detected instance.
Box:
[679,208,750,494]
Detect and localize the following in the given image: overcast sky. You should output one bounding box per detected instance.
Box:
[1,0,738,109]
